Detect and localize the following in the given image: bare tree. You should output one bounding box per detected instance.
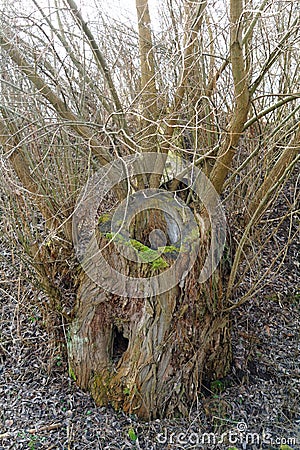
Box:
[0,0,299,418]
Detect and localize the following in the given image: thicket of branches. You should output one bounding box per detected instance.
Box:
[0,0,299,322]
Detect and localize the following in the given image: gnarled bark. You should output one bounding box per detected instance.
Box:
[68,218,231,419]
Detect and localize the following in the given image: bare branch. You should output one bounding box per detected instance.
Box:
[244,94,300,130]
[246,124,300,222]
[0,32,112,166]
[135,0,158,121]
[64,0,125,125]
[225,150,299,305]
[31,0,112,116]
[209,0,250,194]
[250,16,300,96]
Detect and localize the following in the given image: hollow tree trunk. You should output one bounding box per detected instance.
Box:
[68,217,231,419]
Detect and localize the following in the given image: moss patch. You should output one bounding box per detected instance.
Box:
[68,366,77,381]
[103,233,169,270]
[129,239,149,252]
[91,371,112,407]
[159,245,179,253]
[130,238,169,269]
[98,213,111,224]
[150,257,169,271]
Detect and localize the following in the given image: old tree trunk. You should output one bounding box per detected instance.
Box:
[68,157,231,419]
[69,263,231,419]
[1,0,299,425]
[69,262,231,419]
[0,0,255,422]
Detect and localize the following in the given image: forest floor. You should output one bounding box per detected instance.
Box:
[0,185,299,449]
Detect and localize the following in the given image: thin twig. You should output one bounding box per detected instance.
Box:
[26,422,63,434]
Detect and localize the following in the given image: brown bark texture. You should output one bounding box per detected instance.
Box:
[68,214,231,419]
